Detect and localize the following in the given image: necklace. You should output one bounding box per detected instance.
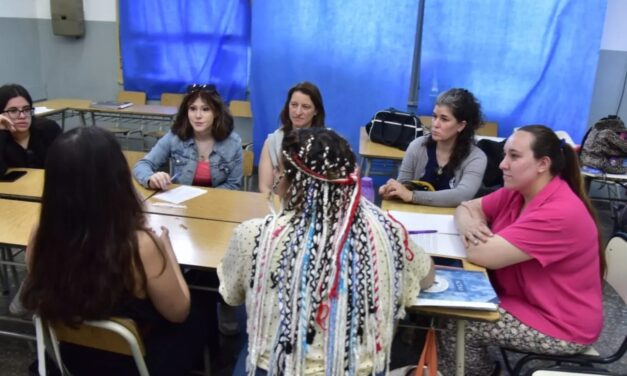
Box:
[437,165,444,175]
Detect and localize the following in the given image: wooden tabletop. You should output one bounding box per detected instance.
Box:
[0,153,154,201]
[145,186,271,223]
[34,99,177,118]
[0,198,232,269]
[0,168,44,200]
[147,214,236,269]
[0,199,39,246]
[358,127,405,159]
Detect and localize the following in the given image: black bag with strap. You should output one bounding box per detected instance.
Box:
[365,108,422,151]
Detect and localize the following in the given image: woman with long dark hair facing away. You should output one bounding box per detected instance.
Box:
[379,88,487,207]
[446,125,605,375]
[257,81,326,194]
[0,83,61,175]
[22,127,209,375]
[219,127,435,375]
[133,84,242,190]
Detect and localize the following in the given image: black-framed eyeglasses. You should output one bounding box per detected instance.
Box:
[186,84,217,94]
[2,107,35,119]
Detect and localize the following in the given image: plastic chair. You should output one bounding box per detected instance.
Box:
[35,315,150,376]
[500,233,627,376]
[242,144,254,191]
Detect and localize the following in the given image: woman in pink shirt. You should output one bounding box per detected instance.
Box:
[446,125,605,375]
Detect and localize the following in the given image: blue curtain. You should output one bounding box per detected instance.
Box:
[119,0,250,102]
[250,0,607,161]
[250,1,419,160]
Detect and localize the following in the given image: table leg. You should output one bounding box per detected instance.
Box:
[455,319,466,376]
[364,158,372,177]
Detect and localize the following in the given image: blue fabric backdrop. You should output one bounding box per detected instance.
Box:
[250,0,607,162]
[119,0,250,102]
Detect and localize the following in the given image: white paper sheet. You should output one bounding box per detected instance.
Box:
[34,107,53,115]
[410,233,467,258]
[153,186,207,204]
[388,211,458,234]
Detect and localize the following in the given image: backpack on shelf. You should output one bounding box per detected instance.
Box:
[365,108,423,151]
[581,115,627,174]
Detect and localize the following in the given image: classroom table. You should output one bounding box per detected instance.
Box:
[358,127,404,176]
[0,198,233,270]
[144,185,272,223]
[381,199,499,376]
[34,98,178,130]
[0,151,155,202]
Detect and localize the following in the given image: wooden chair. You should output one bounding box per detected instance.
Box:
[500,233,627,376]
[229,100,252,118]
[107,90,147,134]
[242,143,254,191]
[35,315,150,375]
[142,92,184,150]
[36,314,212,376]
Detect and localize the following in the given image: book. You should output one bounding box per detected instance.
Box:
[413,268,499,311]
[90,100,134,110]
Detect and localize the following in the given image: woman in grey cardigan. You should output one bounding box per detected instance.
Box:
[379,88,487,207]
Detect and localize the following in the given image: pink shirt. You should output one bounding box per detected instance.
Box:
[482,177,602,344]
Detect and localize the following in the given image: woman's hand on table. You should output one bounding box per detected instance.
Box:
[148,172,173,190]
[378,179,413,202]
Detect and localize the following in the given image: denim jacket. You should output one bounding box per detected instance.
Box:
[133,130,243,190]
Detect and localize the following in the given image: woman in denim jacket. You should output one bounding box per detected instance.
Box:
[133,85,243,190]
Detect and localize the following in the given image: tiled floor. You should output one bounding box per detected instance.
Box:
[1,196,625,376]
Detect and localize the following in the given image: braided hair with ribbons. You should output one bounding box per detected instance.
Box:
[247,128,413,375]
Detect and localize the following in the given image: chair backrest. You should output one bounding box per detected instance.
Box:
[36,315,150,376]
[242,145,254,191]
[605,233,627,302]
[160,93,184,107]
[229,100,252,118]
[117,90,147,105]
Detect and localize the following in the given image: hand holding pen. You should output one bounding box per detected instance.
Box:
[148,171,180,190]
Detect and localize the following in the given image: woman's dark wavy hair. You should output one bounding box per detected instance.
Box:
[21,127,165,326]
[171,89,233,141]
[426,88,483,173]
[519,125,606,278]
[0,83,34,110]
[279,81,325,132]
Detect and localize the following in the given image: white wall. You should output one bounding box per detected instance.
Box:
[0,0,116,22]
[600,0,627,51]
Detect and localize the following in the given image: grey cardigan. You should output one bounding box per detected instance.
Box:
[398,136,487,207]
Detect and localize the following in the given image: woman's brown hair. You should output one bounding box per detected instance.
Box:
[279,81,325,132]
[21,127,166,326]
[519,124,606,278]
[171,88,234,141]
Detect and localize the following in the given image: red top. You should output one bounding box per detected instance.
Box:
[192,161,212,187]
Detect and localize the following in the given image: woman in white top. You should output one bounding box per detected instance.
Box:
[258,81,326,194]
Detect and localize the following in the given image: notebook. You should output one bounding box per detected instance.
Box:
[412,267,499,311]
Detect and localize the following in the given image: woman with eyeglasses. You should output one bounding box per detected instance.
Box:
[0,83,61,176]
[258,81,326,194]
[133,84,243,190]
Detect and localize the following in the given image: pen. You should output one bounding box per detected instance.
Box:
[408,230,438,234]
[170,172,181,183]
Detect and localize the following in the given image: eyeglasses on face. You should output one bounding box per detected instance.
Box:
[2,107,34,119]
[186,84,217,94]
